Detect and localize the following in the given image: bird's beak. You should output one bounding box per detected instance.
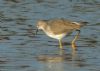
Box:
[35,28,38,35]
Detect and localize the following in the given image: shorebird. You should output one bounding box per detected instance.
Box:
[36,19,85,50]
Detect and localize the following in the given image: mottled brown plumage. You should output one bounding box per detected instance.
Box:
[46,19,82,34]
[37,18,84,49]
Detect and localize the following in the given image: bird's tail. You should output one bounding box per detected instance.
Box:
[79,21,88,27]
[72,21,88,30]
[72,21,88,26]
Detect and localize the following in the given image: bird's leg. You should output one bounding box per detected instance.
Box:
[59,49,64,55]
[71,30,80,50]
[59,39,63,49]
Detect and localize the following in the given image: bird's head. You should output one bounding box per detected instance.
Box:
[36,20,47,35]
[37,20,47,30]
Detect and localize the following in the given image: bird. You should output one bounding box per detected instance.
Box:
[36,18,85,50]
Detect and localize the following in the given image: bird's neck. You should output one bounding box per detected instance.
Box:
[42,24,48,31]
[42,25,53,35]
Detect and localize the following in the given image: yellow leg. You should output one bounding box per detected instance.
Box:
[71,30,80,50]
[59,39,63,49]
[59,49,64,55]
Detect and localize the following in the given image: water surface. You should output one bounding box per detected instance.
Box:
[0,0,100,71]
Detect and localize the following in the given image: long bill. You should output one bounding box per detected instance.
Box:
[35,29,38,35]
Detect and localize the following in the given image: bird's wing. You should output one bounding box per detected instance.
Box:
[47,19,75,34]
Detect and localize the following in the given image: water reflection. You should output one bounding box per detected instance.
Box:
[36,49,87,71]
[36,50,69,71]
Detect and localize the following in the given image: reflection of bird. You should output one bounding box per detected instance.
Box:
[36,19,85,50]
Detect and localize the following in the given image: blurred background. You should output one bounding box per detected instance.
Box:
[0,0,100,71]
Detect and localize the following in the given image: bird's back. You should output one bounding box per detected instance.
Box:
[46,19,82,34]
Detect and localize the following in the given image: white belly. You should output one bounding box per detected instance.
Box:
[45,32,66,40]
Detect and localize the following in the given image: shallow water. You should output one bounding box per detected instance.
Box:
[0,0,100,71]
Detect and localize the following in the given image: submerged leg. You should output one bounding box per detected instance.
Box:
[59,39,63,49]
[71,30,80,50]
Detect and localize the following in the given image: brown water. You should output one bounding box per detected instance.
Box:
[0,0,100,71]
